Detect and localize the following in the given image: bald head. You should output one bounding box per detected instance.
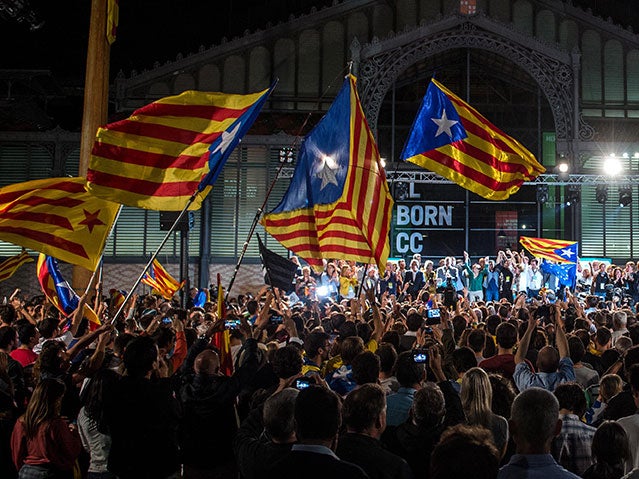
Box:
[194,349,220,375]
[536,345,559,373]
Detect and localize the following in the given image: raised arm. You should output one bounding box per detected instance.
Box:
[514,310,536,364]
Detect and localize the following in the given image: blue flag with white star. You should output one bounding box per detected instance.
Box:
[400,80,468,160]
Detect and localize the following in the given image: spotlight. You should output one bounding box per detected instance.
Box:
[619,186,632,207]
[566,185,580,206]
[536,184,549,204]
[595,185,608,204]
[557,162,569,173]
[557,162,569,181]
[603,155,622,176]
[278,147,295,163]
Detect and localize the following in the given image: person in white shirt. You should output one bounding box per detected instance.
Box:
[527,258,544,298]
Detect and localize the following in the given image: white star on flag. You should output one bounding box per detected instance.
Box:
[560,248,575,259]
[211,122,242,155]
[431,110,458,138]
[317,157,339,190]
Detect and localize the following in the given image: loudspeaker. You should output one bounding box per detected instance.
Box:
[159,211,194,232]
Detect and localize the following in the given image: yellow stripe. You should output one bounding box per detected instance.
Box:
[95,129,212,159]
[87,183,204,211]
[121,114,240,135]
[90,155,209,183]
[155,89,270,108]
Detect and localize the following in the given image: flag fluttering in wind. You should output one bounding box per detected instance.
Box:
[262,74,393,272]
[0,250,33,283]
[211,273,233,376]
[87,85,273,211]
[141,259,184,300]
[541,260,577,289]
[193,289,209,308]
[0,178,119,271]
[519,237,578,264]
[401,79,545,200]
[36,254,101,329]
[106,0,119,44]
[257,234,297,291]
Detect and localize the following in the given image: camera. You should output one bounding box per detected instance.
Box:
[294,377,312,390]
[412,349,429,364]
[425,308,441,325]
[224,319,241,329]
[270,315,283,324]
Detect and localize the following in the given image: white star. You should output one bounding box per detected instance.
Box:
[211,122,241,155]
[431,110,458,138]
[560,248,575,259]
[317,156,339,190]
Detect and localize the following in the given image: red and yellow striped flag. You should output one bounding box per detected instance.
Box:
[0,178,119,271]
[0,250,33,283]
[141,259,184,300]
[87,87,272,211]
[401,79,545,200]
[519,237,578,264]
[212,273,233,376]
[262,74,393,272]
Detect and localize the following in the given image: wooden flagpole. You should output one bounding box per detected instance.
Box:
[73,0,112,290]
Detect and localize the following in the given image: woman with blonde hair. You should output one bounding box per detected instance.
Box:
[11,378,82,478]
[461,367,509,457]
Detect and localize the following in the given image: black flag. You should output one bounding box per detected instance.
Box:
[257,234,297,291]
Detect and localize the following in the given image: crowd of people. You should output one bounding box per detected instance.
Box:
[1,249,639,478]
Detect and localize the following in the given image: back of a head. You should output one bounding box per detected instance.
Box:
[467,329,485,354]
[340,336,365,365]
[263,388,299,443]
[485,315,502,335]
[395,350,425,388]
[406,312,423,332]
[568,336,586,364]
[599,374,623,402]
[304,331,329,358]
[17,322,37,345]
[452,347,477,374]
[554,382,587,417]
[411,382,445,428]
[194,349,220,375]
[430,424,499,479]
[591,421,630,466]
[624,345,639,372]
[0,325,16,349]
[0,304,16,325]
[376,343,397,374]
[272,345,303,379]
[351,351,380,386]
[495,322,517,349]
[295,385,341,442]
[123,335,158,378]
[536,345,560,373]
[613,311,628,329]
[381,331,400,351]
[38,317,58,339]
[461,367,493,428]
[23,377,66,437]
[343,383,385,433]
[511,387,559,447]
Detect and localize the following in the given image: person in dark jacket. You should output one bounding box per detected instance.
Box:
[337,384,413,479]
[104,336,181,479]
[179,337,260,478]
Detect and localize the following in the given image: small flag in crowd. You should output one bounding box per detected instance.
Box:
[141,259,185,300]
[106,0,119,44]
[212,273,233,376]
[540,260,577,289]
[262,74,393,272]
[519,237,578,264]
[0,250,33,283]
[36,254,101,329]
[87,85,273,211]
[257,234,297,291]
[0,178,119,271]
[401,79,545,200]
[109,288,127,312]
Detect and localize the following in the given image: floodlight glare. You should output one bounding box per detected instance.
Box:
[603,156,623,176]
[557,162,569,173]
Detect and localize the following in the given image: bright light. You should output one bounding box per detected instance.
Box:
[522,224,527,229]
[380,157,387,168]
[558,162,569,173]
[603,156,623,176]
[623,153,630,158]
[322,155,336,169]
[634,152,639,159]
[316,285,328,297]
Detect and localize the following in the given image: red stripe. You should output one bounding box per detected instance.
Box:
[0,196,84,213]
[102,120,224,145]
[87,171,201,197]
[426,149,526,192]
[127,102,248,122]
[451,137,536,176]
[92,143,209,170]
[0,180,85,204]
[263,213,316,228]
[0,226,89,259]
[0,212,74,230]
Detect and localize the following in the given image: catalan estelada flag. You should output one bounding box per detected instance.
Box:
[36,254,101,329]
[0,250,33,283]
[262,74,393,272]
[519,237,578,264]
[141,259,184,300]
[0,178,119,271]
[211,273,233,376]
[87,85,273,211]
[401,79,545,200]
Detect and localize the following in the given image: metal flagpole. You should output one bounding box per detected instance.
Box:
[111,192,201,323]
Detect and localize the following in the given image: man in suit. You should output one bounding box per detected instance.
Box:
[266,386,368,479]
[404,259,425,300]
